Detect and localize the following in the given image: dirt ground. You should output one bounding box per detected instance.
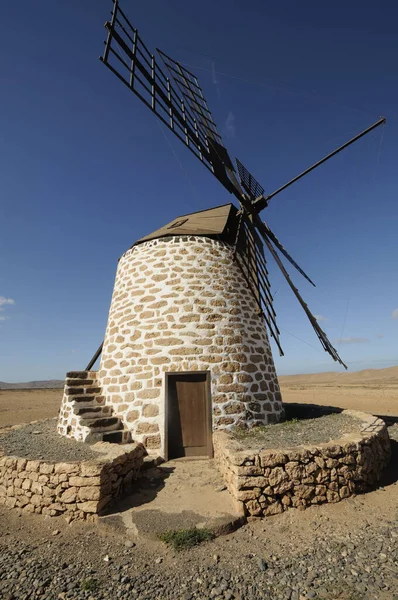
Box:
[280,385,398,416]
[0,389,62,427]
[279,369,398,417]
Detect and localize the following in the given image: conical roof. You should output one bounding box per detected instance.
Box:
[134,203,238,246]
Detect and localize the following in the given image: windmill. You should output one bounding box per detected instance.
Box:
[96,0,385,370]
[57,0,385,454]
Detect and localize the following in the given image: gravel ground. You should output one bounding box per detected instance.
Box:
[0,419,99,462]
[0,505,397,600]
[0,413,362,463]
[232,413,361,450]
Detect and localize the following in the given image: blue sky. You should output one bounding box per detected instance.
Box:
[1,0,397,382]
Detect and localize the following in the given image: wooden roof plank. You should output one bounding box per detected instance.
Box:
[135,203,235,244]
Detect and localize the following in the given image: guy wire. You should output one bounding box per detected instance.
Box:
[181,62,378,120]
[280,327,324,355]
[156,121,200,210]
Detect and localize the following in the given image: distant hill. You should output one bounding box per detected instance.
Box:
[1,364,397,390]
[0,380,64,390]
[279,365,398,387]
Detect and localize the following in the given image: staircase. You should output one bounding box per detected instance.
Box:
[62,371,131,444]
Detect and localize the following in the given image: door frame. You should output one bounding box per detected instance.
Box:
[164,371,212,461]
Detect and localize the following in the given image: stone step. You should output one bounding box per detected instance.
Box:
[81,416,121,432]
[102,430,131,444]
[74,406,112,418]
[72,395,105,405]
[66,371,89,379]
[85,429,131,444]
[66,379,95,387]
[65,387,101,396]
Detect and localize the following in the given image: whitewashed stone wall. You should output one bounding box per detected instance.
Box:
[97,235,283,457]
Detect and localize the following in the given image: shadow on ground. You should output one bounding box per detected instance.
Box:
[380,438,398,488]
[104,464,175,516]
[283,402,342,421]
[99,459,243,538]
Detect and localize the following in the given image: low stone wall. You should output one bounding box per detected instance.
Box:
[0,441,146,521]
[214,410,391,518]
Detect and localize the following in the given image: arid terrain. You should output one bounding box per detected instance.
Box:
[0,388,62,428]
[1,366,397,428]
[279,365,398,417]
[0,367,397,599]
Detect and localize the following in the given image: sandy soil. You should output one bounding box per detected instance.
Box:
[279,365,398,386]
[0,389,61,428]
[279,366,398,417]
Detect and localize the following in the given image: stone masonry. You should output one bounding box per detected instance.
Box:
[213,410,391,518]
[91,235,284,457]
[0,438,146,521]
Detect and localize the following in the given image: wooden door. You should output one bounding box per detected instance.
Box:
[167,373,212,459]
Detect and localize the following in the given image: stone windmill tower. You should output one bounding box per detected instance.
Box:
[58,205,284,458]
[57,0,384,459]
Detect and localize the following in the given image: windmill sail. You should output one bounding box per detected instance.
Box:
[157,49,222,145]
[236,159,315,286]
[261,223,316,287]
[100,0,241,196]
[236,158,265,199]
[232,213,283,355]
[253,215,347,368]
[157,48,242,195]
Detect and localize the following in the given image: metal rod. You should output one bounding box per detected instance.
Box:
[86,342,103,371]
[265,117,386,203]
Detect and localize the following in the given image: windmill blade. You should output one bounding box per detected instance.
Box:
[236,158,264,200]
[254,214,347,368]
[262,223,316,287]
[235,159,316,286]
[100,0,243,198]
[157,48,222,146]
[100,3,210,172]
[157,48,243,197]
[232,213,284,356]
